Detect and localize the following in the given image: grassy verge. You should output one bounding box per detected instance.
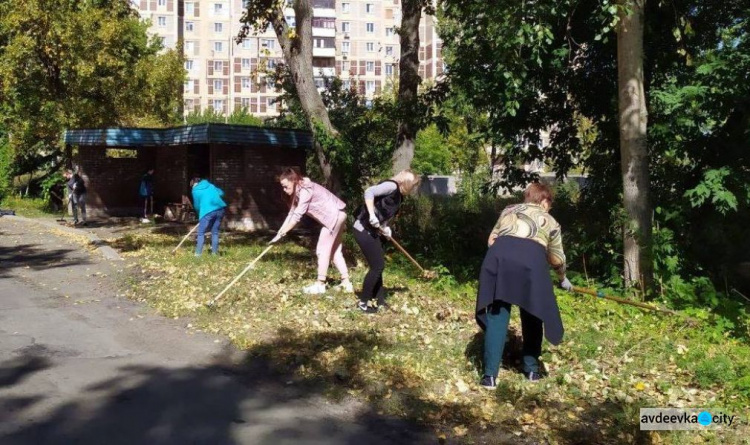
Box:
[120,229,750,444]
[1,196,59,218]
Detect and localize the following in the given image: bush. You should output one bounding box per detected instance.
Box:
[0,136,12,202]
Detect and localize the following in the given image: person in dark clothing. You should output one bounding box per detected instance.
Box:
[64,169,87,225]
[139,169,155,222]
[476,182,573,388]
[352,170,421,314]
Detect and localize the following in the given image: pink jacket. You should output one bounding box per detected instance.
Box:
[283,178,345,231]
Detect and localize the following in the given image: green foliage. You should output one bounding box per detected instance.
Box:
[693,355,737,389]
[0,0,183,180]
[271,72,397,201]
[185,108,265,126]
[413,124,452,175]
[684,168,738,214]
[0,133,12,202]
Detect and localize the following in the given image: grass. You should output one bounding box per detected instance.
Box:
[1,195,59,218]
[119,229,750,444]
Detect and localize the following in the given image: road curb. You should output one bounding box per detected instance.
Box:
[5,215,123,261]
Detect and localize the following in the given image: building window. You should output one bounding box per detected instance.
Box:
[185,2,194,16]
[214,79,223,91]
[184,80,194,92]
[185,41,195,53]
[343,79,351,89]
[214,60,223,71]
[267,97,275,106]
[366,81,375,94]
[214,41,223,52]
[185,59,194,70]
[158,0,166,6]
[267,59,277,69]
[214,22,223,33]
[341,22,350,33]
[314,78,325,89]
[366,3,373,13]
[285,16,296,27]
[212,99,225,110]
[385,46,394,56]
[242,58,251,69]
[241,97,250,108]
[342,60,350,71]
[366,23,374,33]
[242,39,253,49]
[158,16,167,27]
[262,39,275,50]
[341,41,350,54]
[342,2,350,13]
[366,42,374,52]
[386,27,394,37]
[385,64,394,75]
[242,78,251,89]
[366,61,374,72]
[186,21,194,32]
[214,3,224,15]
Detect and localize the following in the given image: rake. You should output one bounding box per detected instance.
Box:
[206,244,274,308]
[171,223,200,255]
[385,235,437,280]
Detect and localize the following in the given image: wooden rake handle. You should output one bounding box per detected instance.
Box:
[572,286,678,316]
[171,223,200,254]
[209,244,274,305]
[386,236,429,275]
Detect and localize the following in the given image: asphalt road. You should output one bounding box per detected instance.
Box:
[0,216,430,445]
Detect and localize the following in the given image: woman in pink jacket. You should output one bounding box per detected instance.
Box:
[271,168,353,294]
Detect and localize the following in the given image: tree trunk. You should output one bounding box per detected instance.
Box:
[617,0,653,294]
[393,0,422,173]
[268,0,340,191]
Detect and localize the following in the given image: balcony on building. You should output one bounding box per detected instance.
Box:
[313,47,336,57]
[312,0,335,18]
[312,17,336,38]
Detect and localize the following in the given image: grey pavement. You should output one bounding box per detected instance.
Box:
[0,217,431,444]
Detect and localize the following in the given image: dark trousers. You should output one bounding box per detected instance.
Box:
[196,208,225,255]
[483,300,544,377]
[353,228,386,305]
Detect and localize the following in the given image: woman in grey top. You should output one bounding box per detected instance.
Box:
[352,170,421,313]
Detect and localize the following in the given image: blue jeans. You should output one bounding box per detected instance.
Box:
[195,208,225,255]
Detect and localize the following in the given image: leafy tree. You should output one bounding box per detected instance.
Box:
[271,70,397,201]
[238,0,341,191]
[439,0,750,296]
[0,0,184,178]
[185,108,264,126]
[616,0,652,290]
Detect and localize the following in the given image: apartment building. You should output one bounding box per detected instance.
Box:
[132,0,444,117]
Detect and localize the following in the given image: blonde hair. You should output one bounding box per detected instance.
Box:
[392,169,421,195]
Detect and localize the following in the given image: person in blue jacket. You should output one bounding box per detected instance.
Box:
[191,176,227,256]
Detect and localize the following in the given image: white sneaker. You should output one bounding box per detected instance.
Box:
[336,281,354,293]
[141,218,150,223]
[302,282,327,295]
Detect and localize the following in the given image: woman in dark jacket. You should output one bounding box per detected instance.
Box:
[352,170,421,313]
[476,182,572,387]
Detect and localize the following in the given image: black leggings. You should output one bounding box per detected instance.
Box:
[353,228,386,304]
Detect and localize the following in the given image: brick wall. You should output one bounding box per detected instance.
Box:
[74,146,157,217]
[74,143,306,229]
[210,144,305,230]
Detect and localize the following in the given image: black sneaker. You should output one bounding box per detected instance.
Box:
[525,371,543,382]
[357,301,378,314]
[479,375,497,389]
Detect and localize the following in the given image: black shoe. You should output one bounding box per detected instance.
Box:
[479,375,497,389]
[525,371,543,382]
[357,301,378,314]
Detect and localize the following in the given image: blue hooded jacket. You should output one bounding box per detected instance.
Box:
[192,179,227,220]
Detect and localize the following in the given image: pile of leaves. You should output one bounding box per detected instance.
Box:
[120,230,750,443]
